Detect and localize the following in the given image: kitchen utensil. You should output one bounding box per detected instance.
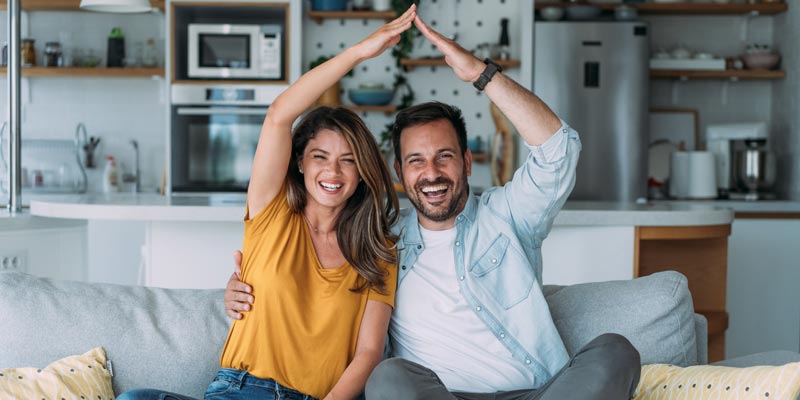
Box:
[741,52,781,70]
[734,139,776,200]
[539,6,565,21]
[348,87,395,106]
[669,151,716,200]
[614,5,638,21]
[706,122,768,198]
[565,5,602,20]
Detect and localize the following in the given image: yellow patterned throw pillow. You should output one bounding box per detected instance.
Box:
[0,347,114,400]
[634,362,800,400]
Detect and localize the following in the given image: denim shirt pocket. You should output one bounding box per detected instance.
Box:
[470,234,535,309]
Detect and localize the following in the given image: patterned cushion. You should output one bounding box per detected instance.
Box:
[634,363,800,400]
[0,347,114,400]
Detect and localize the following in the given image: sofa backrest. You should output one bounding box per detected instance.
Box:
[0,272,229,398]
[543,270,701,366]
[0,270,702,397]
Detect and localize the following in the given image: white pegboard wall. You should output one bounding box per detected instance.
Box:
[302,0,527,189]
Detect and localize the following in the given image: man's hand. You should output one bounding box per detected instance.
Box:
[225,250,254,320]
[413,15,484,84]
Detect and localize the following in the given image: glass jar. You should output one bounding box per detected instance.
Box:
[44,41,62,67]
[21,38,36,67]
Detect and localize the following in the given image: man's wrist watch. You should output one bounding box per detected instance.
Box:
[473,58,503,91]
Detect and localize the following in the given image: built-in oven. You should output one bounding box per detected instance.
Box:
[170,85,284,193]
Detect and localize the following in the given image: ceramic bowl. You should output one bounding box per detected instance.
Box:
[348,88,395,106]
[540,6,565,21]
[311,0,347,11]
[565,5,602,20]
[742,52,781,70]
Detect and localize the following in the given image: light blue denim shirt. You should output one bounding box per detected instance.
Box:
[390,123,582,388]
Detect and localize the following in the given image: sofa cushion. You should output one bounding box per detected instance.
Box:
[544,270,699,366]
[0,347,114,400]
[633,362,800,400]
[0,272,229,398]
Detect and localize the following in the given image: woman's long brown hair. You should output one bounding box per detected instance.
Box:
[286,107,399,294]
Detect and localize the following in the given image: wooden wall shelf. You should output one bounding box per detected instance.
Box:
[343,105,397,115]
[308,10,396,24]
[1,66,164,77]
[651,69,785,80]
[0,0,164,11]
[400,58,521,71]
[534,2,787,15]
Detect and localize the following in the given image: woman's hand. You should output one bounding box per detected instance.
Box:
[351,4,416,61]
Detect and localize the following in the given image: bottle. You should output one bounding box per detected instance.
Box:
[142,38,158,67]
[107,27,125,67]
[103,156,120,193]
[21,38,36,66]
[498,18,510,61]
[44,41,62,67]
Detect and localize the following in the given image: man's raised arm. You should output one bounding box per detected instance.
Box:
[413,15,562,146]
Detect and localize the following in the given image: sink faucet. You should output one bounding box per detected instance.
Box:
[122,139,140,193]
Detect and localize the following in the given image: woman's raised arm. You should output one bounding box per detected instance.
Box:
[246,5,417,217]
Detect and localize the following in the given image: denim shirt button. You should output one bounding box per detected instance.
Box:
[401,265,406,270]
[562,129,567,133]
[459,275,465,281]
[416,245,422,250]
[491,258,497,264]
[525,359,531,364]
[500,333,506,338]
[455,241,461,246]
[476,306,482,311]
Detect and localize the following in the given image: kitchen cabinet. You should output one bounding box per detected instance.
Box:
[0,216,87,282]
[400,58,521,71]
[725,217,800,359]
[650,69,785,80]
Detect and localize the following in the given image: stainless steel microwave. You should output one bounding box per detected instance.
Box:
[188,23,282,80]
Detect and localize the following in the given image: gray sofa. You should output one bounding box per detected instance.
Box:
[0,270,797,399]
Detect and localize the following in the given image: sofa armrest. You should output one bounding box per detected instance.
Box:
[694,313,708,365]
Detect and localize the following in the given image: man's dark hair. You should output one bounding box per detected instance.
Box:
[392,101,468,164]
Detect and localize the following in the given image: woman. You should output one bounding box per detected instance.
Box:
[119,5,416,400]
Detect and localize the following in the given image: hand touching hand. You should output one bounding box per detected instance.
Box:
[351,4,416,61]
[224,250,254,320]
[414,14,485,83]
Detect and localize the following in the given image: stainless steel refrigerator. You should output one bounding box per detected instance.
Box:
[534,22,649,201]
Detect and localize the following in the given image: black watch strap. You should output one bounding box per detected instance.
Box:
[473,58,503,91]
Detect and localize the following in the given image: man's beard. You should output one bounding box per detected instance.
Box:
[408,175,469,223]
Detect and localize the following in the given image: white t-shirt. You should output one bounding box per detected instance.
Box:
[389,226,536,393]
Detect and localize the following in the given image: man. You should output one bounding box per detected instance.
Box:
[225,14,641,400]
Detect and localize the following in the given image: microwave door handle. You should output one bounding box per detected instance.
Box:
[176,107,268,116]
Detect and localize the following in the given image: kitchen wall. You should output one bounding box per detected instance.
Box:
[1,0,530,199]
[772,6,800,200]
[0,11,166,195]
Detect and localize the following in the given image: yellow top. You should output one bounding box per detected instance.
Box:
[219,185,397,399]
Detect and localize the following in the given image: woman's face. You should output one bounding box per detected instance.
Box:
[300,129,360,212]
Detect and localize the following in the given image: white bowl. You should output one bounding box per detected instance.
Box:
[540,6,565,21]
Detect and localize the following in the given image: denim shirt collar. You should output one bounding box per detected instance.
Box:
[399,187,478,250]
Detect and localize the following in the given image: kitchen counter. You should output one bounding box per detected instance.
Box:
[657,200,800,218]
[30,194,735,226]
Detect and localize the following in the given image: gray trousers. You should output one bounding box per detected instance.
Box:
[365,333,641,400]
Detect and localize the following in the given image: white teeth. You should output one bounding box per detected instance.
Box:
[421,185,447,193]
[320,182,343,190]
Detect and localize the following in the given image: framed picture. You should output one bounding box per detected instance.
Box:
[649,108,700,150]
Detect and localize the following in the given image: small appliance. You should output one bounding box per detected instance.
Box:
[188,23,282,80]
[668,151,716,200]
[706,122,775,199]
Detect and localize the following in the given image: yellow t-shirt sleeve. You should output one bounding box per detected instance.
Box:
[367,258,398,309]
[244,183,290,232]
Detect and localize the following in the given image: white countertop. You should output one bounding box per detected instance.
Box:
[28,193,737,227]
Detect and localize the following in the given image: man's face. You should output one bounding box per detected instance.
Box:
[395,119,472,230]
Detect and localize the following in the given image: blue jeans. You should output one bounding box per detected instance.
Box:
[117,368,317,400]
